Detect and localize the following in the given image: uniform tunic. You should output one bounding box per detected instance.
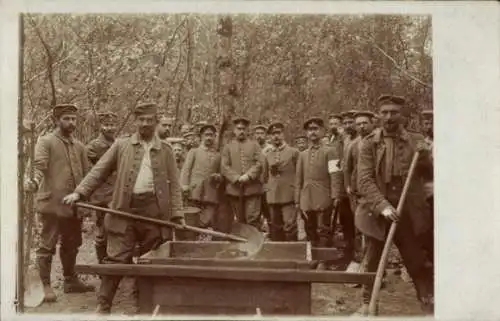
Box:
[263,143,300,241]
[32,129,90,281]
[221,138,263,227]
[294,143,335,246]
[356,127,433,305]
[180,146,221,228]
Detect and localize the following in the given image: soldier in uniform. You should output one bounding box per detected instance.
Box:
[344,111,376,213]
[295,117,336,269]
[86,112,118,264]
[221,117,264,229]
[253,124,272,232]
[253,124,268,150]
[24,104,95,303]
[180,124,222,231]
[263,122,300,241]
[157,116,174,139]
[183,131,198,150]
[355,95,434,314]
[166,137,186,170]
[294,135,308,152]
[328,110,359,265]
[63,103,185,314]
[327,114,343,144]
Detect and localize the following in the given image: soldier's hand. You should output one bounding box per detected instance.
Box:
[381,206,399,222]
[416,140,431,153]
[24,179,38,193]
[62,192,81,205]
[346,186,354,196]
[181,185,190,194]
[238,174,250,183]
[171,216,187,229]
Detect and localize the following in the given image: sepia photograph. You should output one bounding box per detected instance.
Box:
[14,11,437,318]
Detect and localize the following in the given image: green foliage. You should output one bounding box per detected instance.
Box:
[22,13,432,142]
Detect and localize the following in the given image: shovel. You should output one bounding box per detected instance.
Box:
[368,151,420,316]
[74,202,265,258]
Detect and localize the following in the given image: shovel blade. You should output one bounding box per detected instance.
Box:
[345,261,363,288]
[24,269,45,308]
[215,223,265,259]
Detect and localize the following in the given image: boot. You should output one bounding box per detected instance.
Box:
[37,256,57,302]
[64,275,95,293]
[95,303,111,315]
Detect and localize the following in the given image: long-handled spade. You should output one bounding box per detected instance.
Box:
[368,151,420,316]
[74,202,265,258]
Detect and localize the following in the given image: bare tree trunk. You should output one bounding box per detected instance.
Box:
[215,16,237,150]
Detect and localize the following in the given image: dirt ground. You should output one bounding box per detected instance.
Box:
[24,217,425,317]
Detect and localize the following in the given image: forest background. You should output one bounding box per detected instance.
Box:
[20,13,432,144]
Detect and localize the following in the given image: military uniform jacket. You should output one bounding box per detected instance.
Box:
[343,136,362,194]
[180,146,221,204]
[295,144,335,212]
[34,130,90,217]
[356,128,433,240]
[74,133,184,234]
[263,143,299,205]
[86,133,116,206]
[221,139,263,197]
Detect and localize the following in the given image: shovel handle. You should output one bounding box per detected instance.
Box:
[74,202,247,243]
[368,151,420,315]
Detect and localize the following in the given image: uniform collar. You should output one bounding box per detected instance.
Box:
[272,142,287,151]
[98,132,115,144]
[373,127,409,142]
[309,143,321,150]
[130,132,161,150]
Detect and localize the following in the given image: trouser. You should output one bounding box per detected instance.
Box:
[186,200,217,229]
[348,194,366,261]
[229,194,262,229]
[422,196,434,267]
[261,195,270,221]
[338,197,356,262]
[97,193,165,310]
[36,213,83,285]
[95,209,108,264]
[268,203,298,241]
[303,207,332,247]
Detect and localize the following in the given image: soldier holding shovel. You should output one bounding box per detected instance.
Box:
[62,103,185,314]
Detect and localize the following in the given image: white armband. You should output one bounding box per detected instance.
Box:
[328,159,341,173]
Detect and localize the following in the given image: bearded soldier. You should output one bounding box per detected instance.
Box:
[354,95,434,315]
[180,124,222,232]
[86,112,118,264]
[221,117,264,229]
[263,122,300,241]
[24,104,95,303]
[63,103,185,314]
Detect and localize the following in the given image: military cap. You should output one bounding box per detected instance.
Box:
[53,104,78,119]
[97,111,118,124]
[421,109,433,118]
[303,117,324,130]
[232,117,251,126]
[195,120,209,127]
[134,102,158,115]
[253,124,268,132]
[183,131,196,139]
[328,114,343,121]
[267,122,284,134]
[295,135,307,141]
[354,110,376,119]
[377,95,406,107]
[165,137,184,145]
[199,124,217,135]
[340,110,358,119]
[159,115,174,124]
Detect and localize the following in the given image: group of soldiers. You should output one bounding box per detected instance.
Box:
[25,94,434,315]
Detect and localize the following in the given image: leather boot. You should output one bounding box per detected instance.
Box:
[64,275,95,293]
[36,256,57,302]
